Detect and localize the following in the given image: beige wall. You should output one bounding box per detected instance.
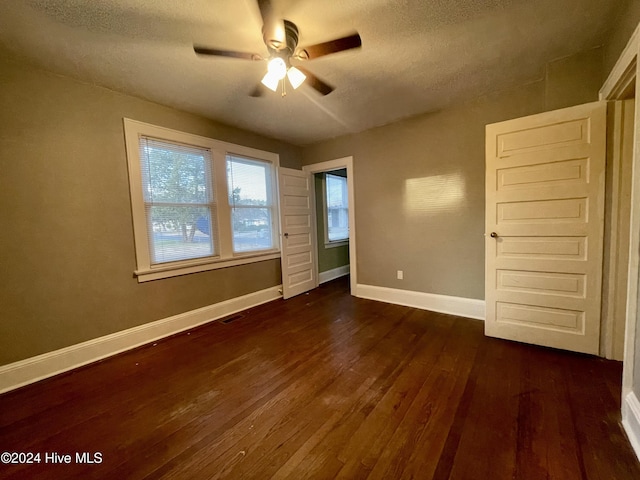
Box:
[0,53,301,365]
[545,47,604,111]
[605,0,640,75]
[301,47,605,300]
[314,172,349,274]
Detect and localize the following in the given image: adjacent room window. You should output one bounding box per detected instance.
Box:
[124,119,280,282]
[325,173,349,243]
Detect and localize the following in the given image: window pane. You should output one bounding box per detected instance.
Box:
[227,156,269,205]
[231,208,273,252]
[149,206,215,263]
[140,138,211,204]
[326,174,349,241]
[227,155,275,253]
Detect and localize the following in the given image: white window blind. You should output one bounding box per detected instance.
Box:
[139,137,216,264]
[227,155,275,253]
[326,173,349,242]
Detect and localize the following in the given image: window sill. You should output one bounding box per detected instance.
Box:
[134,251,281,282]
[324,240,349,249]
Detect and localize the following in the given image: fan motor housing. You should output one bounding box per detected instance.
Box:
[265,19,299,55]
[283,20,299,53]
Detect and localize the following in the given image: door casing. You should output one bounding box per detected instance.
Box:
[600,25,640,410]
[303,156,357,295]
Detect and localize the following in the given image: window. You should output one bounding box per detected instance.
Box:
[124,119,280,282]
[227,155,275,253]
[139,137,217,264]
[325,173,349,243]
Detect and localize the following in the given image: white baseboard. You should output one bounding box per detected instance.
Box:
[355,284,485,320]
[319,264,350,284]
[623,391,640,461]
[0,285,282,394]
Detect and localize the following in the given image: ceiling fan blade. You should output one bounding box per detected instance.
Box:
[257,0,286,50]
[297,33,362,60]
[296,67,334,96]
[194,45,263,61]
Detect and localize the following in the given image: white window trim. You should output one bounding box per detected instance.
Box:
[322,172,349,247]
[123,118,280,282]
[324,240,349,249]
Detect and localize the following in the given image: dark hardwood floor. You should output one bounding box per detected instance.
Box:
[1,277,639,479]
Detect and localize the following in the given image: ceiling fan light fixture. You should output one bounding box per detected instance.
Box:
[261,71,280,91]
[267,57,287,80]
[287,66,306,89]
[262,57,288,92]
[193,1,361,98]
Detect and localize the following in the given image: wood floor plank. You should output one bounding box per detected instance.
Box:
[562,353,637,480]
[514,346,584,480]
[336,312,459,479]
[371,316,483,480]
[262,308,431,479]
[436,336,523,480]
[136,293,407,479]
[240,312,424,479]
[1,277,638,480]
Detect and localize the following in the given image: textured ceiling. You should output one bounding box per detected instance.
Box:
[0,0,627,145]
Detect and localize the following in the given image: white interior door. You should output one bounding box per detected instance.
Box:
[279,167,317,299]
[485,101,607,355]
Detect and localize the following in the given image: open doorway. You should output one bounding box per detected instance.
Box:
[314,169,350,284]
[303,157,357,295]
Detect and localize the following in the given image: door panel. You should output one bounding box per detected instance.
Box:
[496,303,584,332]
[496,117,590,156]
[497,158,589,190]
[485,101,606,354]
[279,167,317,299]
[497,236,587,260]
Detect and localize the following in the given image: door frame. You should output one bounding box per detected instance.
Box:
[600,23,640,453]
[302,156,357,295]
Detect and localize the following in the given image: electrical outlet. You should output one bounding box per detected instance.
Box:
[397,270,403,280]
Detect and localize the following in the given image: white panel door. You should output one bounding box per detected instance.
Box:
[279,167,317,299]
[485,101,607,354]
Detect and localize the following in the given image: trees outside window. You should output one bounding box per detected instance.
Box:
[140,137,215,264]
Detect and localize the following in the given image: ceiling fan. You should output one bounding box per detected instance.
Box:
[193,0,362,97]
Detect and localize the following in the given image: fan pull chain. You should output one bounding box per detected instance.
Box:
[281,79,287,97]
